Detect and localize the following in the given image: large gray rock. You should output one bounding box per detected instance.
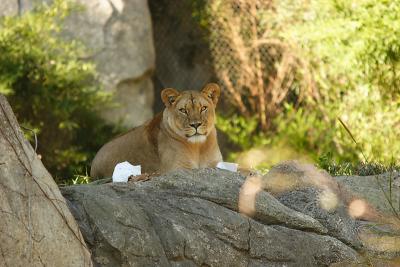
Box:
[62,168,360,266]
[0,0,155,128]
[262,162,361,247]
[66,0,155,127]
[277,187,361,248]
[0,95,92,266]
[335,172,400,214]
[266,161,400,261]
[335,172,400,259]
[0,0,18,16]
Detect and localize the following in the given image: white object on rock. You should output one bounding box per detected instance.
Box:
[112,161,141,183]
[216,162,238,172]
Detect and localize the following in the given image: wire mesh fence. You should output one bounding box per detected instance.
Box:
[207,0,316,130]
[149,0,317,126]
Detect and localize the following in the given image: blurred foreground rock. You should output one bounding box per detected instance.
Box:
[0,0,155,128]
[336,172,400,260]
[336,173,400,214]
[0,95,92,266]
[62,165,367,266]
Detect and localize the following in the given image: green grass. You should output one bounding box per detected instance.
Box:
[318,152,399,176]
[318,118,399,176]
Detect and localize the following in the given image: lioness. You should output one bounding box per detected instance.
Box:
[90,83,223,178]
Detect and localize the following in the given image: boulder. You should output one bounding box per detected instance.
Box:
[335,172,400,259]
[276,187,361,248]
[0,94,92,266]
[0,0,155,128]
[264,161,400,260]
[0,0,18,16]
[65,0,155,127]
[335,172,400,214]
[62,168,361,266]
[262,161,361,247]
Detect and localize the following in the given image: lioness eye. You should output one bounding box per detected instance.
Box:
[201,106,207,112]
[179,108,187,114]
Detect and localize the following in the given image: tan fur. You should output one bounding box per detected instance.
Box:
[90,83,223,178]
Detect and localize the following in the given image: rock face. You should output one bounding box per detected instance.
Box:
[335,172,400,259]
[66,0,155,127]
[0,95,92,266]
[336,172,400,214]
[0,0,18,16]
[62,167,362,266]
[0,0,155,128]
[276,187,361,248]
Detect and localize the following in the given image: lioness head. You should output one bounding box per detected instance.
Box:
[161,83,220,144]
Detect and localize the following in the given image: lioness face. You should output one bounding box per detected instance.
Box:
[161,83,220,143]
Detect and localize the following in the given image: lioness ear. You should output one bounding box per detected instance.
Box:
[201,83,221,105]
[161,88,180,107]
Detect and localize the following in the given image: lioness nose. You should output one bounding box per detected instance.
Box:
[190,122,202,129]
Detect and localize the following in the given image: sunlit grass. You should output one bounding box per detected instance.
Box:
[61,169,91,186]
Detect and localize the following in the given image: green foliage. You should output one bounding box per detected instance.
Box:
[208,0,400,168]
[187,0,209,29]
[318,152,400,176]
[275,0,400,164]
[216,114,271,150]
[66,174,91,185]
[0,0,118,182]
[273,104,352,162]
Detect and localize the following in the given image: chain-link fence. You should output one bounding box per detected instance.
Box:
[207,0,316,130]
[150,0,316,126]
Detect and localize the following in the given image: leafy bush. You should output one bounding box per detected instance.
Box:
[275,0,400,164]
[209,0,400,167]
[0,0,118,182]
[217,114,271,151]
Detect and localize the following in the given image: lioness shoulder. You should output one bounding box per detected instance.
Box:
[90,83,223,178]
